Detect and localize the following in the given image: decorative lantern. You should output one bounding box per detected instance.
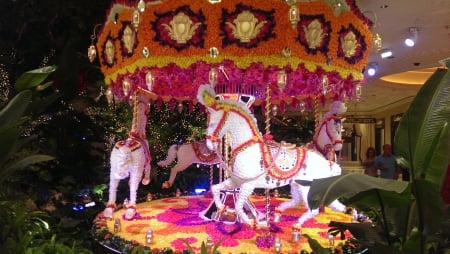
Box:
[291,222,301,242]
[145,228,153,246]
[209,67,218,87]
[321,75,329,95]
[105,88,113,104]
[274,236,282,253]
[277,70,287,91]
[145,71,154,91]
[355,84,362,101]
[289,4,300,28]
[328,233,335,247]
[114,218,121,233]
[206,236,214,253]
[88,45,96,63]
[132,9,140,31]
[122,79,131,96]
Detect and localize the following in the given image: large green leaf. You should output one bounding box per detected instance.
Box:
[423,122,450,188]
[14,66,57,91]
[394,68,450,178]
[0,90,32,126]
[307,173,409,209]
[0,155,55,182]
[413,179,444,235]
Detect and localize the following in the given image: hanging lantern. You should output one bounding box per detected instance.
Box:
[145,71,154,91]
[274,236,282,253]
[291,222,301,242]
[137,0,146,13]
[277,70,287,91]
[132,9,140,31]
[206,236,214,253]
[105,88,113,104]
[289,4,300,28]
[321,75,329,95]
[87,45,96,63]
[209,67,218,87]
[122,79,131,96]
[355,84,362,101]
[373,32,382,51]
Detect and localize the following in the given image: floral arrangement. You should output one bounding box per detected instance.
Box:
[95,0,373,107]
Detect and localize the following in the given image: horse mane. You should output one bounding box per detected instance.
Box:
[215,99,261,136]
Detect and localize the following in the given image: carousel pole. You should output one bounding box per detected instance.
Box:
[264,83,271,227]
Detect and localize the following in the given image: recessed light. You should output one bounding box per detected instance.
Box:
[380,4,388,9]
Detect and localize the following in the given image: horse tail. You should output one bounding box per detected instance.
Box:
[157,144,178,167]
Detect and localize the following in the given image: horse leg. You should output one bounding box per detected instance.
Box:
[125,167,140,220]
[297,185,320,225]
[162,160,192,188]
[141,164,151,185]
[211,178,236,212]
[274,182,302,222]
[104,175,119,218]
[234,183,255,226]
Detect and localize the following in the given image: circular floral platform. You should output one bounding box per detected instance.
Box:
[92,195,353,253]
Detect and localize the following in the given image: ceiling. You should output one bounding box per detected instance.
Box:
[344,0,450,115]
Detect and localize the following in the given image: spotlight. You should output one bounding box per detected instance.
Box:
[380,48,393,59]
[367,63,377,76]
[404,27,418,47]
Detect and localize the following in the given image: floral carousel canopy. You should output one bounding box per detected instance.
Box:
[95,0,373,111]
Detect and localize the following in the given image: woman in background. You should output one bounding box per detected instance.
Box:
[363,147,377,177]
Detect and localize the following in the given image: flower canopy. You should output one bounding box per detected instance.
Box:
[96,0,373,109]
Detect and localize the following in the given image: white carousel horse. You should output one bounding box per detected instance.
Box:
[104,90,152,220]
[157,140,221,188]
[197,85,346,227]
[313,100,347,161]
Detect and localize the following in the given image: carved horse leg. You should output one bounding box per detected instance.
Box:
[104,175,120,218]
[162,159,194,188]
[211,178,237,213]
[124,166,141,220]
[233,182,256,226]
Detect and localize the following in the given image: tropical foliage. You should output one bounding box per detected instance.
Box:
[306,68,450,254]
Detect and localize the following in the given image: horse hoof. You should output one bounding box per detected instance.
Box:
[125,207,136,220]
[104,207,114,218]
[162,181,172,189]
[142,177,150,185]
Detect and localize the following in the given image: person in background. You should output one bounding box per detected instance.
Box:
[363,147,377,177]
[375,144,400,179]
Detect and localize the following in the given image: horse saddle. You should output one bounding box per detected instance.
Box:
[264,142,306,181]
[192,141,217,162]
[115,138,142,151]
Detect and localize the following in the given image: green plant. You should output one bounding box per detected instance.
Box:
[306,68,450,254]
[182,237,223,254]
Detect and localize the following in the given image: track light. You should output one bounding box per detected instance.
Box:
[404,27,418,47]
[380,48,393,59]
[367,63,377,76]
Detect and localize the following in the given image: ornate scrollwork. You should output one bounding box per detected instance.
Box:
[226,11,267,43]
[162,12,201,44]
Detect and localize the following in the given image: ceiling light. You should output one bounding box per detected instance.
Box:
[380,48,393,59]
[404,27,419,47]
[367,63,378,76]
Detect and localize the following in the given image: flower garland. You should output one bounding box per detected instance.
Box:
[96,0,372,104]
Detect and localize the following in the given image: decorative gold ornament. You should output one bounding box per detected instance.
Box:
[114,218,121,233]
[321,75,329,95]
[289,4,300,28]
[277,70,287,91]
[341,31,359,57]
[137,0,146,13]
[208,47,219,58]
[122,25,136,53]
[226,11,267,43]
[142,47,150,58]
[303,19,325,49]
[105,39,115,64]
[281,47,291,57]
[145,71,154,91]
[162,12,201,44]
[355,84,362,101]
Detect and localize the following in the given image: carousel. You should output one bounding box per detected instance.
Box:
[90,0,374,253]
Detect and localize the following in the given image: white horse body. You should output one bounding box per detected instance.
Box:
[198,85,346,226]
[104,89,152,220]
[157,141,221,188]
